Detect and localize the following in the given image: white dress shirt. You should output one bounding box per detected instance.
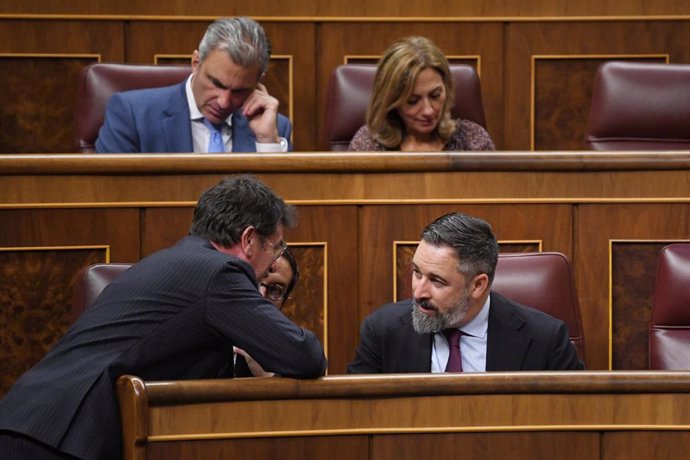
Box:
[431,294,490,372]
[184,76,288,153]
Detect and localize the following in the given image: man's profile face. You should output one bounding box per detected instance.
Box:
[410,240,472,333]
[191,48,260,124]
[260,255,294,309]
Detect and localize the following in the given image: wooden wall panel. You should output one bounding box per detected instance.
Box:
[373,432,599,460]
[283,206,358,375]
[576,204,690,371]
[0,208,139,395]
[0,20,124,153]
[316,22,504,150]
[602,432,690,460]
[533,56,667,151]
[147,436,369,460]
[505,21,690,151]
[358,204,572,339]
[0,246,108,396]
[3,1,690,17]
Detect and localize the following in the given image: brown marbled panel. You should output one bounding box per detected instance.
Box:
[610,241,669,370]
[534,57,666,151]
[0,247,107,396]
[281,245,326,350]
[505,20,690,150]
[394,241,542,301]
[0,56,97,153]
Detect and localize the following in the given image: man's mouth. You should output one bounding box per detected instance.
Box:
[414,299,437,315]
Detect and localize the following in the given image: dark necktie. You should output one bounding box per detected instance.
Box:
[202,118,225,152]
[443,328,463,372]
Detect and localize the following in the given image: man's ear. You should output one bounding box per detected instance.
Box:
[240,226,256,259]
[469,273,490,299]
[191,50,201,74]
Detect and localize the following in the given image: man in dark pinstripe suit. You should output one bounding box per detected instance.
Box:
[0,175,327,460]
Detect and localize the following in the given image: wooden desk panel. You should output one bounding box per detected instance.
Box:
[117,372,690,460]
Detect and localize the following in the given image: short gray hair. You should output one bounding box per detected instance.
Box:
[420,212,499,283]
[198,17,271,76]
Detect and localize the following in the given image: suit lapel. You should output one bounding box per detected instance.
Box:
[392,305,433,372]
[486,293,532,371]
[162,82,193,153]
[231,109,257,152]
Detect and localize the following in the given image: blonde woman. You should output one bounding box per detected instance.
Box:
[348,37,495,151]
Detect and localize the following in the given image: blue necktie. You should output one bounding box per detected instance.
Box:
[202,118,225,153]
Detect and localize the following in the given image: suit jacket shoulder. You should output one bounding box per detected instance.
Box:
[347,299,432,373]
[96,82,192,153]
[486,292,584,370]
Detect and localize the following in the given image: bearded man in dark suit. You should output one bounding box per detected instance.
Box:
[348,212,583,374]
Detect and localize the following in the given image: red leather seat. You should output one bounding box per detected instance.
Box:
[492,252,586,364]
[324,64,487,151]
[73,63,191,153]
[586,61,690,150]
[649,244,690,370]
[72,263,132,322]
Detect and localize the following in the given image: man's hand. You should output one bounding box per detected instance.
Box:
[234,346,276,377]
[242,83,280,144]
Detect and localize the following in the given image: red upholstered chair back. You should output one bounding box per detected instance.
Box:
[492,252,586,364]
[324,64,487,151]
[73,63,191,153]
[72,263,132,322]
[586,61,690,150]
[649,244,690,370]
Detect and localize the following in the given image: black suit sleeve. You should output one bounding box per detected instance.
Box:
[347,313,383,374]
[547,320,585,370]
[205,263,327,379]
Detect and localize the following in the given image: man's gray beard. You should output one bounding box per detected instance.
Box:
[411,294,470,334]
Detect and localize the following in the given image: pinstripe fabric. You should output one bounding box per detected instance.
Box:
[0,236,327,460]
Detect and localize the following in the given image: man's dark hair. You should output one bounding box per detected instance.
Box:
[420,212,499,283]
[282,246,300,299]
[190,175,296,246]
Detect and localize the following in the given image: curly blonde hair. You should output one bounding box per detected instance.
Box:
[366,36,456,149]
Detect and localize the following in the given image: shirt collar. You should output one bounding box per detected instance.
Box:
[459,294,490,339]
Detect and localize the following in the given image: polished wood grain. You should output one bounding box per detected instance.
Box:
[576,204,690,370]
[3,0,690,17]
[373,432,599,460]
[116,372,690,460]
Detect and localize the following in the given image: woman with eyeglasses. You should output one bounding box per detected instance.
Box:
[259,246,300,310]
[235,247,301,376]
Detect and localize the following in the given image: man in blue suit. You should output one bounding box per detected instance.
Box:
[96,17,292,153]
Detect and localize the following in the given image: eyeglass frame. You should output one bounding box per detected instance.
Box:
[260,282,287,303]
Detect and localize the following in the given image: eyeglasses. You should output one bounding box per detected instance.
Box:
[271,240,287,261]
[261,282,286,302]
